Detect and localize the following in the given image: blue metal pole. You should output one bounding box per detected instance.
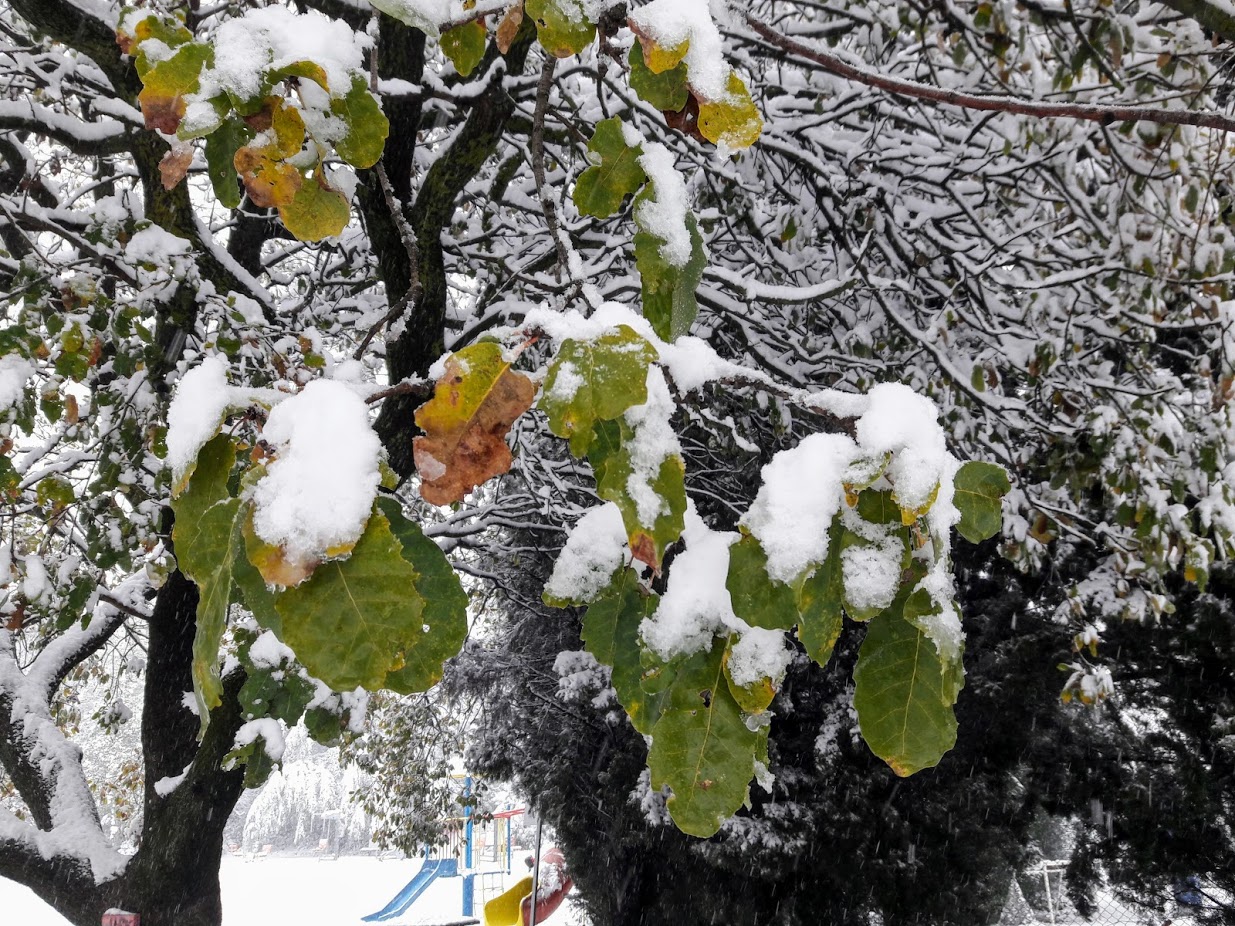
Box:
[505,813,512,875]
[462,776,474,917]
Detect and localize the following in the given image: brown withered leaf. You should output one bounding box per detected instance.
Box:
[140,92,187,134]
[159,143,195,190]
[496,3,524,54]
[5,602,26,631]
[664,95,706,144]
[413,341,535,505]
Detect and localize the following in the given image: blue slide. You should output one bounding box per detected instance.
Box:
[363,858,459,922]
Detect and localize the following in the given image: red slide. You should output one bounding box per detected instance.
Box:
[519,848,573,925]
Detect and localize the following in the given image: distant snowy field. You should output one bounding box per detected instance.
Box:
[0,856,588,926]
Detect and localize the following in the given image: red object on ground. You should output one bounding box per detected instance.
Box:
[519,847,573,925]
[101,913,140,926]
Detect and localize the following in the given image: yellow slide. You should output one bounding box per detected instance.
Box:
[483,876,534,926]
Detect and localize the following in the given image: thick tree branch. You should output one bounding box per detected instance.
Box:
[0,102,135,157]
[0,824,103,926]
[374,21,537,475]
[1160,0,1235,43]
[744,14,1235,134]
[27,589,136,702]
[0,632,127,885]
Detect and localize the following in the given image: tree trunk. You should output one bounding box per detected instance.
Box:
[97,572,247,926]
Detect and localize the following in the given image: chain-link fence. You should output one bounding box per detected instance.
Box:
[999,866,1233,926]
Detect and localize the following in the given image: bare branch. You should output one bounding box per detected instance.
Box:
[744,14,1235,135]
[532,56,571,279]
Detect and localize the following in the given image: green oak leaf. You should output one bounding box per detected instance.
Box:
[525,0,596,58]
[589,418,687,569]
[854,489,902,526]
[636,647,676,735]
[238,665,314,726]
[276,508,426,691]
[540,326,657,456]
[725,533,797,631]
[441,20,488,77]
[304,704,348,747]
[225,737,277,789]
[953,460,1011,543]
[138,42,212,133]
[331,76,390,169]
[628,41,689,113]
[580,566,661,733]
[648,638,759,837]
[796,522,845,667]
[170,434,240,733]
[903,587,965,703]
[572,117,648,219]
[634,201,706,342]
[843,453,890,496]
[376,496,469,693]
[124,14,193,79]
[278,172,351,242]
[205,116,254,209]
[266,59,330,93]
[853,595,960,777]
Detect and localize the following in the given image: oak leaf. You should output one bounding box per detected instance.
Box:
[159,143,195,190]
[496,3,524,54]
[234,145,302,208]
[413,342,535,505]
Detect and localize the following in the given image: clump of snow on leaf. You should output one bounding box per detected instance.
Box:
[232,717,286,763]
[856,383,952,515]
[366,0,453,37]
[248,630,297,670]
[251,380,381,567]
[914,559,964,662]
[841,539,902,614]
[0,354,33,411]
[201,7,368,101]
[641,506,738,659]
[629,0,729,101]
[623,366,681,525]
[166,357,235,481]
[544,503,627,603]
[635,144,693,267]
[742,433,857,584]
[727,627,791,688]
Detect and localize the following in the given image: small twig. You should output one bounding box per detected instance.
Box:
[365,378,433,405]
[532,56,571,281]
[96,589,151,622]
[744,13,1235,135]
[353,291,410,361]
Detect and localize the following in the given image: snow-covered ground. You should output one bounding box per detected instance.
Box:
[0,855,587,926]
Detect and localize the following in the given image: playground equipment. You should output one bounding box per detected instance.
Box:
[482,847,573,926]
[363,776,553,924]
[362,858,460,923]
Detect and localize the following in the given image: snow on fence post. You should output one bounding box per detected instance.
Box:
[102,911,140,926]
